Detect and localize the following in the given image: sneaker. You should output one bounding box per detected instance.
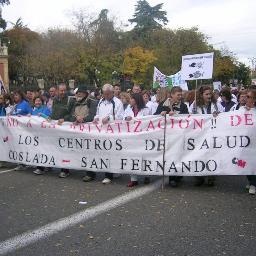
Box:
[169,180,178,187]
[249,185,256,195]
[127,181,138,187]
[33,168,45,175]
[44,167,51,172]
[59,171,70,178]
[82,175,95,182]
[102,178,111,184]
[246,184,250,190]
[14,165,24,171]
[144,177,150,184]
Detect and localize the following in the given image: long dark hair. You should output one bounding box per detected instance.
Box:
[196,85,216,107]
[13,90,26,102]
[247,88,256,106]
[131,93,145,111]
[4,94,14,105]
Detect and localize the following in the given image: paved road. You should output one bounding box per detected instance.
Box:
[0,166,256,256]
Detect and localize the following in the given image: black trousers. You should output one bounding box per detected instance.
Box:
[86,171,113,180]
[169,176,183,182]
[247,176,256,186]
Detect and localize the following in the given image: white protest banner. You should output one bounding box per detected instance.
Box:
[181,52,214,80]
[153,67,172,88]
[0,109,256,176]
[213,81,222,91]
[168,71,188,91]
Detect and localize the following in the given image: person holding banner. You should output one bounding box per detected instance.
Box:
[12,90,32,116]
[12,90,33,171]
[32,97,52,175]
[32,97,51,118]
[156,86,189,187]
[189,85,224,186]
[243,89,256,195]
[50,84,71,178]
[67,85,97,124]
[120,92,131,111]
[154,88,170,115]
[65,85,98,182]
[189,86,224,115]
[89,84,124,184]
[0,95,6,116]
[4,94,15,115]
[124,93,151,187]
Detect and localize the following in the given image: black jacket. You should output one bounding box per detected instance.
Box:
[154,101,189,115]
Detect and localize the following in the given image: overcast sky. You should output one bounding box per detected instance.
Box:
[3,0,256,66]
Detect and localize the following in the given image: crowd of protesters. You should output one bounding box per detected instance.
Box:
[0,82,256,194]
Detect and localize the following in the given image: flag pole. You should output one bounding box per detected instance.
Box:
[193,79,198,114]
[161,114,167,191]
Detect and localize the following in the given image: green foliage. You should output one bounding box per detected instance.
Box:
[6,3,247,88]
[129,0,168,32]
[0,0,10,30]
[234,62,251,85]
[124,46,157,84]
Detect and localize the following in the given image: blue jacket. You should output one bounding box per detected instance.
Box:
[0,105,6,116]
[32,105,51,118]
[13,100,32,116]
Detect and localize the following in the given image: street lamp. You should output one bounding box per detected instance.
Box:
[248,57,256,79]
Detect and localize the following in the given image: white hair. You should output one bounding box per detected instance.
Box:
[102,84,113,92]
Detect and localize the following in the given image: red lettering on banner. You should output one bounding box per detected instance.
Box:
[230,115,242,126]
[26,120,32,128]
[7,117,19,127]
[50,123,56,129]
[146,120,155,131]
[193,118,204,129]
[178,119,189,129]
[158,118,166,129]
[126,121,131,133]
[95,123,102,133]
[106,124,114,133]
[41,121,47,128]
[115,122,122,133]
[41,121,56,129]
[79,124,85,132]
[244,114,253,126]
[133,120,142,133]
[230,114,254,127]
[70,123,76,130]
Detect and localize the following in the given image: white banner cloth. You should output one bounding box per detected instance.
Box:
[0,109,255,176]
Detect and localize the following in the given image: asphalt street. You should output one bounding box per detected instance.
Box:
[0,166,256,256]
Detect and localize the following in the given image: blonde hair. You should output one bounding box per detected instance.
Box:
[120,92,131,103]
[156,87,170,103]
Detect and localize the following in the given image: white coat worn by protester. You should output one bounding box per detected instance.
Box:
[124,105,150,182]
[189,101,224,114]
[95,96,124,122]
[94,96,124,183]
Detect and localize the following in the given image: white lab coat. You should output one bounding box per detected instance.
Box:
[94,96,124,122]
[189,101,224,114]
[124,105,150,119]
